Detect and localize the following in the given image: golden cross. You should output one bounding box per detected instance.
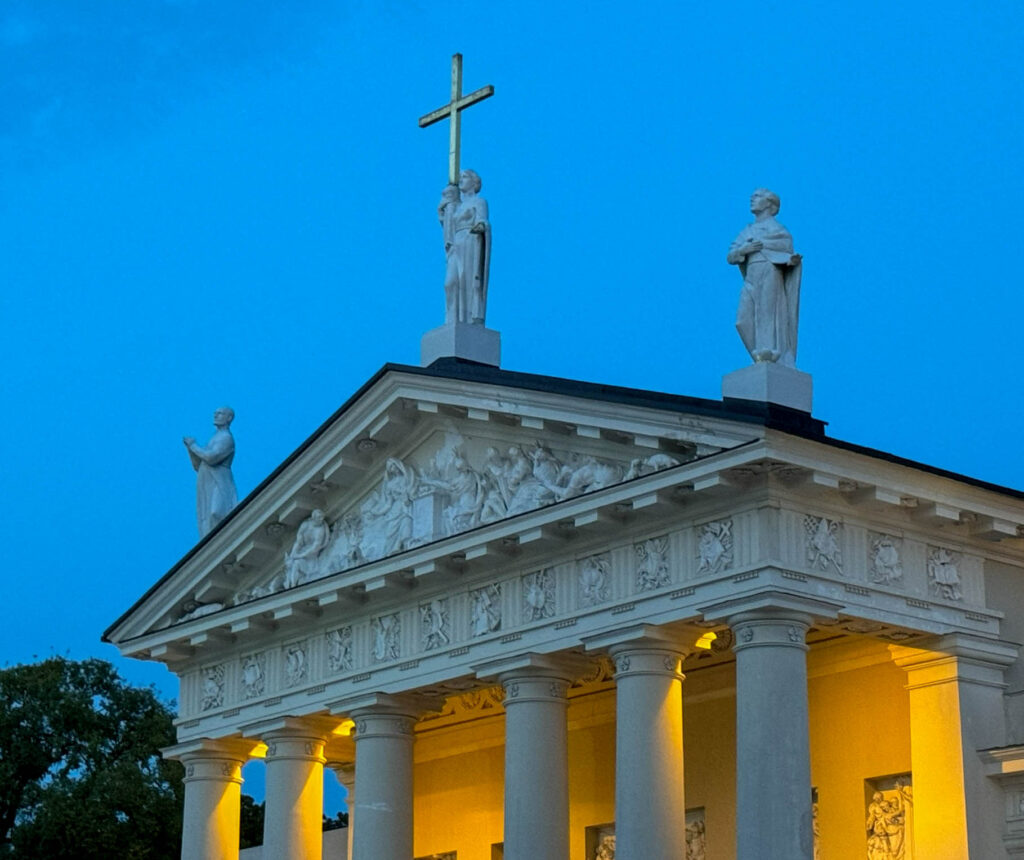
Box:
[418,53,494,185]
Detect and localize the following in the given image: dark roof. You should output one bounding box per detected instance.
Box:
[102,358,1023,642]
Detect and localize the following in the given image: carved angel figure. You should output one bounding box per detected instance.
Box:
[283,509,331,588]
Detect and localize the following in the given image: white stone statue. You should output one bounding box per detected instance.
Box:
[359,457,417,560]
[441,169,491,325]
[727,189,803,366]
[283,509,331,588]
[183,407,238,538]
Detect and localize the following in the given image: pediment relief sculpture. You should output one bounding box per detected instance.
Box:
[207,431,687,616]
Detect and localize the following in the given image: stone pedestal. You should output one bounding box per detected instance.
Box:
[722,362,813,413]
[610,642,688,860]
[420,321,501,367]
[351,703,418,860]
[180,748,247,860]
[500,667,572,860]
[730,609,814,860]
[892,635,1018,859]
[263,728,328,860]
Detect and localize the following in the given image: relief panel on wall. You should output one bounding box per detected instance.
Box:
[865,773,913,860]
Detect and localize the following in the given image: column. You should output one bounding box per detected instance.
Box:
[610,641,688,860]
[500,663,573,860]
[350,701,418,860]
[178,741,249,860]
[326,760,355,860]
[730,608,815,860]
[263,722,328,860]
[892,634,1017,859]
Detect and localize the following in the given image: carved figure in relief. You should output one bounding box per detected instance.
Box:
[420,599,450,650]
[360,458,417,560]
[624,452,682,480]
[372,613,401,662]
[595,835,616,860]
[283,509,331,588]
[183,407,238,538]
[561,454,624,498]
[505,445,556,515]
[805,516,842,573]
[523,569,555,621]
[241,655,265,699]
[326,627,353,672]
[441,169,491,325]
[866,787,910,860]
[528,444,568,497]
[685,816,706,860]
[726,189,803,366]
[636,537,671,591]
[320,514,363,576]
[697,519,733,574]
[423,453,486,532]
[928,547,962,601]
[471,585,502,636]
[579,554,611,606]
[284,644,307,687]
[200,665,224,711]
[870,535,903,585]
[479,447,511,522]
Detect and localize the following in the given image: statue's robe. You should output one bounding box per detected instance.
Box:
[445,195,491,325]
[189,429,237,537]
[728,216,802,366]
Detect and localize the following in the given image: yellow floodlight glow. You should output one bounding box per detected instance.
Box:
[334,719,356,737]
[694,631,718,651]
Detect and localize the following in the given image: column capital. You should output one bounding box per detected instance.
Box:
[891,633,1018,690]
[162,735,260,764]
[473,650,589,684]
[700,588,841,627]
[330,690,442,720]
[583,622,700,657]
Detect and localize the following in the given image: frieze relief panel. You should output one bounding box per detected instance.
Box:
[212,427,687,615]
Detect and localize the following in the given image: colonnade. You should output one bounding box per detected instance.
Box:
[174,596,1011,860]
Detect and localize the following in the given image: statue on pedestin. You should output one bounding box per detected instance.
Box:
[183,406,238,538]
[727,188,803,367]
[438,169,491,325]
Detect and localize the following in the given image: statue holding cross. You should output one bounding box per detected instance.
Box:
[419,55,495,333]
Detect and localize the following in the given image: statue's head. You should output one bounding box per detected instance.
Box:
[311,509,325,523]
[750,188,780,216]
[213,406,235,427]
[460,169,482,193]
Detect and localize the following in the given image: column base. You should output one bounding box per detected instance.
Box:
[420,322,501,367]
[722,362,813,413]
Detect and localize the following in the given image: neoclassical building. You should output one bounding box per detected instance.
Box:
[105,357,1024,859]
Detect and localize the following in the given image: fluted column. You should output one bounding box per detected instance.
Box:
[350,702,418,860]
[177,741,249,860]
[610,642,689,860]
[500,665,572,860]
[730,609,814,860]
[263,724,328,860]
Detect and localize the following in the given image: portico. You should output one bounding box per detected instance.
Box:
[106,358,1024,858]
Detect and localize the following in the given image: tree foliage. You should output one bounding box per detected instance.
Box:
[0,657,183,859]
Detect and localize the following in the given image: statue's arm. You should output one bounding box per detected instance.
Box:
[470,198,489,233]
[726,230,759,264]
[188,434,234,466]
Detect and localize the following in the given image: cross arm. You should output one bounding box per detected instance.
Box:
[418,85,495,128]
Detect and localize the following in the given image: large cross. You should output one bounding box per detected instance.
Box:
[418,53,494,185]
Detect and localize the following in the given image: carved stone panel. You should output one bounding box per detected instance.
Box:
[420,598,451,651]
[578,553,611,607]
[927,546,962,601]
[240,653,266,700]
[697,519,733,575]
[869,533,903,587]
[372,613,401,663]
[522,569,555,621]
[326,626,353,673]
[865,773,913,859]
[685,807,706,860]
[804,515,843,574]
[636,536,671,591]
[585,823,616,860]
[470,583,501,637]
[414,853,456,860]
[200,664,225,711]
[283,641,308,688]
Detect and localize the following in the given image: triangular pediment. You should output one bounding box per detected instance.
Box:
[106,362,774,646]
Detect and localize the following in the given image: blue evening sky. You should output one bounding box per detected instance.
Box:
[1,0,1021,810]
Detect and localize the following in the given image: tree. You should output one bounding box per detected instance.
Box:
[0,657,183,859]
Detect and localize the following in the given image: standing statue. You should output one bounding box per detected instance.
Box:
[183,407,237,538]
[440,169,491,325]
[727,189,803,366]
